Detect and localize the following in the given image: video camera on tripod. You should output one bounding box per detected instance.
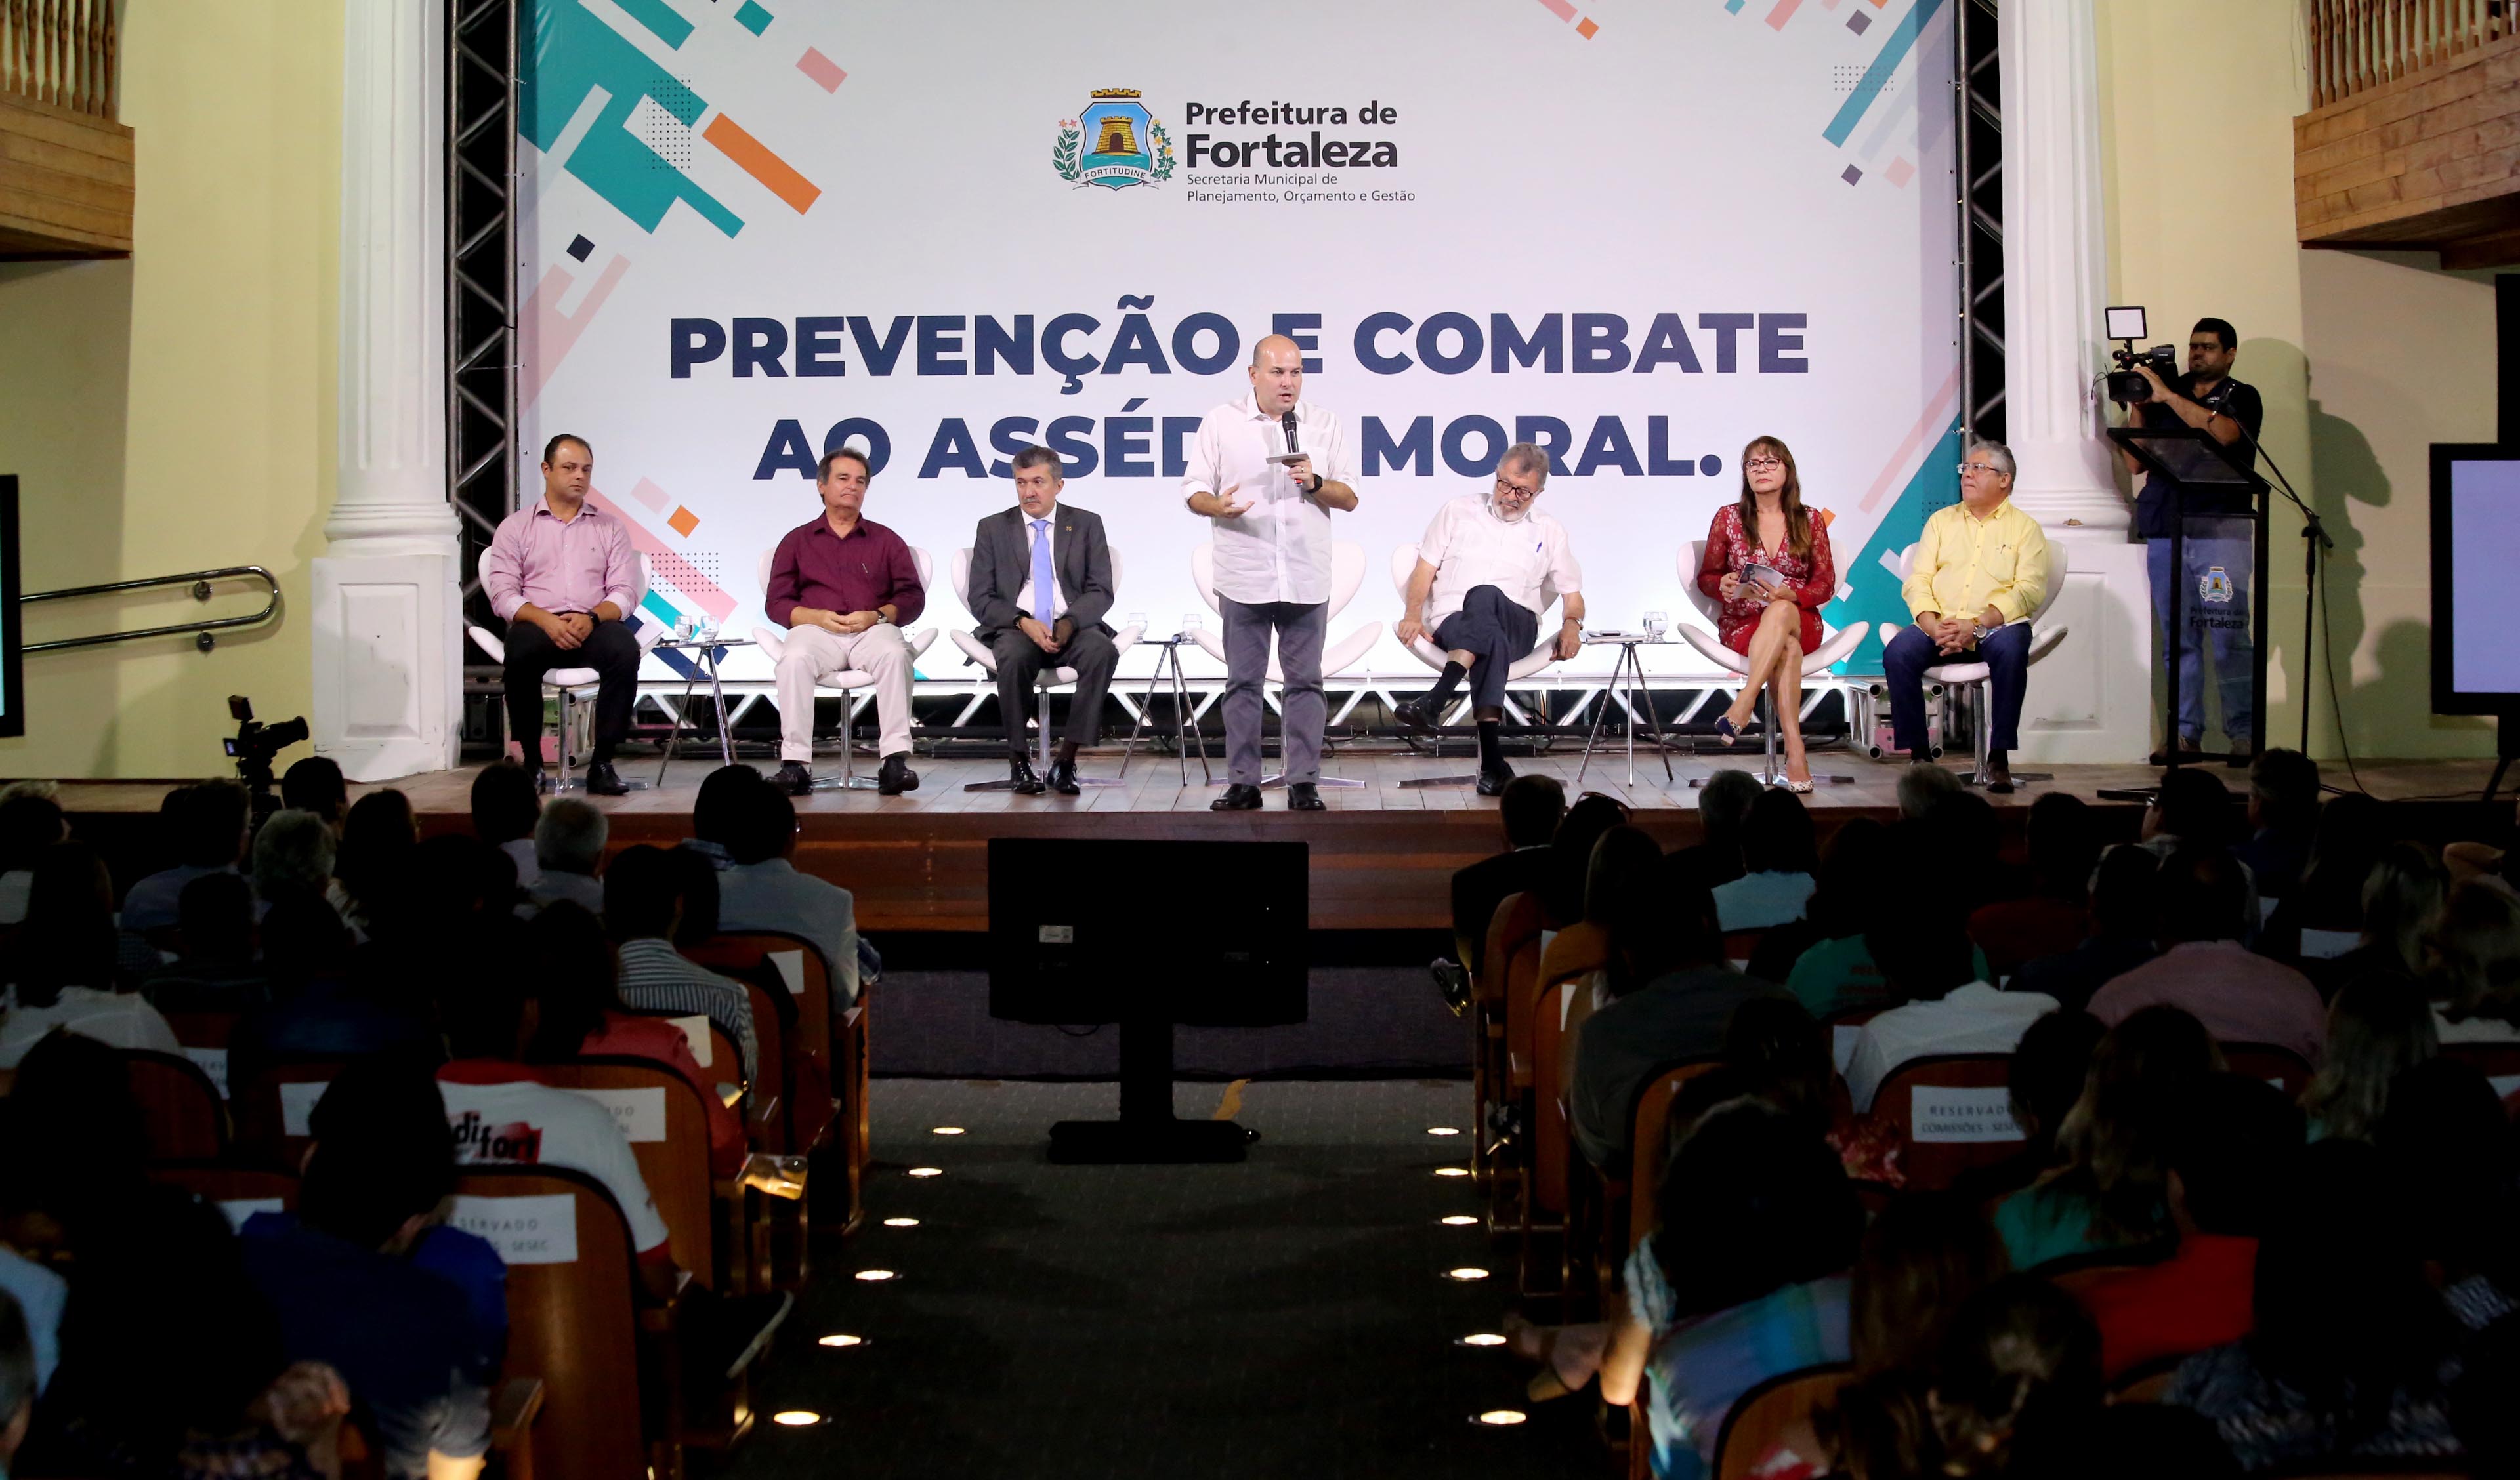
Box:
[223,694,308,823]
[2103,305,2178,403]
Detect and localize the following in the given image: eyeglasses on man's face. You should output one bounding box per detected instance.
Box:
[1744,455,1786,473]
[1493,474,1541,501]
[1958,461,2007,478]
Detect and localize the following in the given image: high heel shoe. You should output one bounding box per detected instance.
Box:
[1713,715,1744,746]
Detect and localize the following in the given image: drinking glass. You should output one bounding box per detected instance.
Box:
[1643,611,1668,640]
[1126,611,1148,636]
[1182,613,1203,638]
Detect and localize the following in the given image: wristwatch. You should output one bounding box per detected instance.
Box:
[1303,472,1325,495]
[1970,621,1990,644]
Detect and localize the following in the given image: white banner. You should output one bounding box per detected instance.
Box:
[516,0,1961,688]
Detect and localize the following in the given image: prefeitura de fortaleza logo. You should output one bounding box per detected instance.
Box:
[1054,88,1175,190]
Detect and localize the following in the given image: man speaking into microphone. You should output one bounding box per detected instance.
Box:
[1183,334,1360,812]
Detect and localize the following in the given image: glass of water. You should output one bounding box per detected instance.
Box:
[1643,611,1668,640]
[1182,613,1202,638]
[1126,611,1148,636]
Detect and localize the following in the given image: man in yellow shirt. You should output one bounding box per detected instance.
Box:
[1883,440,2050,792]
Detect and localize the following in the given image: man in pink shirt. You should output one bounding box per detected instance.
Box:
[480,434,644,795]
[2090,844,2324,1061]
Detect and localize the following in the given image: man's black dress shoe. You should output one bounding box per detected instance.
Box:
[584,760,630,796]
[1286,781,1325,811]
[1007,756,1046,795]
[1210,783,1263,811]
[877,754,919,795]
[774,760,814,796]
[1393,700,1435,734]
[1475,764,1514,797]
[1045,758,1080,795]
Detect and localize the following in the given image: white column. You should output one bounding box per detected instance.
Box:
[312,0,462,782]
[1998,0,2152,764]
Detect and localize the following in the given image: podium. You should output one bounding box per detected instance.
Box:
[2107,424,2269,765]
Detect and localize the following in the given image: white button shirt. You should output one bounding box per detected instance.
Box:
[1014,513,1068,621]
[1183,396,1354,606]
[1842,981,2057,1114]
[1418,493,1583,626]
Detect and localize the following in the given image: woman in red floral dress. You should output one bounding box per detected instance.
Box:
[1695,436,1836,791]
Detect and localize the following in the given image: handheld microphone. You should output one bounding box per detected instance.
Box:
[1280,410,1301,459]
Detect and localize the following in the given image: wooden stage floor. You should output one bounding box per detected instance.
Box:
[49,750,2504,934]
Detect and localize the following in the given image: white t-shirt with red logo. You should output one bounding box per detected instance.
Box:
[437,1061,671,1256]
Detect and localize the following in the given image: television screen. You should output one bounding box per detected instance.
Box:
[988,837,1308,1027]
[2430,445,2520,714]
[0,476,21,739]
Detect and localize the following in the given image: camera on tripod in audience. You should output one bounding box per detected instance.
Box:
[2103,304,2178,403]
[224,693,308,822]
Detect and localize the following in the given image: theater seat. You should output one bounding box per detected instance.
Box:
[1712,1362,1853,1480]
[1866,1052,2023,1192]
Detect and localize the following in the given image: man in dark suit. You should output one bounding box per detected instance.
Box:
[967,446,1118,794]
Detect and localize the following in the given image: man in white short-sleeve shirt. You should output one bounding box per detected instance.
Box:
[1182,335,1360,812]
[438,1063,674,1258]
[1394,443,1587,794]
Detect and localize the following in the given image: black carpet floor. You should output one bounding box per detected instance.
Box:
[728,1079,1603,1479]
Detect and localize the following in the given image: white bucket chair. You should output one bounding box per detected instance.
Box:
[946,548,1144,791]
[1878,539,2071,787]
[751,547,940,791]
[1188,539,1379,789]
[466,554,667,793]
[1385,543,1566,789]
[1676,540,1872,788]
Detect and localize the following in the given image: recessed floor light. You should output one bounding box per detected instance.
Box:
[1445,1266,1491,1281]
[1439,1214,1479,1227]
[1433,1166,1471,1178]
[854,1269,898,1282]
[931,1126,965,1136]
[1473,1408,1528,1426]
[1457,1332,1508,1347]
[817,1334,865,1347]
[1427,1126,1461,1136]
[773,1410,824,1426]
[881,1216,920,1228]
[906,1167,944,1178]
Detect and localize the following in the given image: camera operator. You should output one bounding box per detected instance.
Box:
[2114,316,2262,766]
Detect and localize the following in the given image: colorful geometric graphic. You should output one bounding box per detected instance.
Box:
[1823,0,1946,146]
[520,254,631,411]
[734,1,774,37]
[796,47,846,92]
[1534,0,1601,35]
[522,0,742,236]
[703,113,822,214]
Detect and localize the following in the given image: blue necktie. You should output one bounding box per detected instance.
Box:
[1030,519,1054,624]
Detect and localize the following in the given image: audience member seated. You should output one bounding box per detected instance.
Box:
[1777,819,1994,1019]
[1567,876,1788,1170]
[332,787,419,935]
[2258,791,2389,955]
[0,843,179,1067]
[140,870,272,1012]
[1815,1193,2009,1480]
[281,754,350,833]
[0,1027,158,1266]
[1948,1008,2107,1203]
[250,808,339,915]
[2165,1138,2466,1471]
[2137,768,2263,935]
[1718,996,1837,1140]
[2427,875,2520,1043]
[2008,843,2160,1016]
[524,796,608,915]
[700,766,862,1006]
[470,758,543,893]
[1557,826,1670,1079]
[227,892,440,1092]
[2288,841,2446,999]
[1666,766,1758,896]
[1922,1277,2106,1477]
[0,1171,64,1401]
[0,1289,31,1479]
[526,901,744,1177]
[22,1188,346,1480]
[1896,759,1963,820]
[238,1058,494,1480]
[2301,972,2437,1141]
[1600,1099,1863,1479]
[2073,1073,2301,1381]
[1842,886,2055,1115]
[1969,794,2101,978]
[2377,1058,2520,1330]
[120,778,249,937]
[2232,747,2319,901]
[606,844,759,1084]
[1989,1004,2212,1268]
[2088,845,2322,1061]
[1712,785,1818,933]
[0,793,65,927]
[1539,791,1631,929]
[1448,773,1564,979]
[1912,789,2016,915]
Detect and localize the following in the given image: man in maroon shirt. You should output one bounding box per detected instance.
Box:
[763,448,927,794]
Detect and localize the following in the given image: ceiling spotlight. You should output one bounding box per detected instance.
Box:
[773,1410,824,1426]
[817,1334,865,1348]
[906,1167,944,1178]
[881,1216,921,1228]
[854,1269,898,1282]
[1426,1126,1461,1136]
[1445,1267,1491,1282]
[1457,1332,1508,1347]
[931,1126,966,1136]
[1439,1214,1479,1227]
[1433,1166,1471,1178]
[1473,1409,1528,1426]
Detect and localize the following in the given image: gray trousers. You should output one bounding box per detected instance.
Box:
[1219,596,1326,784]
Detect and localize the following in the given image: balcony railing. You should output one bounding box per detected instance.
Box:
[2307,0,2511,109]
[2,0,117,120]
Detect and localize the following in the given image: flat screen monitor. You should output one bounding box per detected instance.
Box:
[2433,445,2520,714]
[988,837,1307,1027]
[0,476,21,739]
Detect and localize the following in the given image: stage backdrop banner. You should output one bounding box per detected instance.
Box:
[514,0,1961,690]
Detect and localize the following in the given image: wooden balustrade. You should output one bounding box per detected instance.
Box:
[2307,0,2511,110]
[2,0,118,121]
